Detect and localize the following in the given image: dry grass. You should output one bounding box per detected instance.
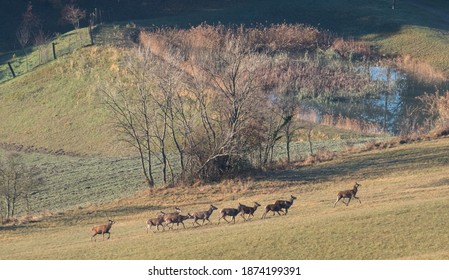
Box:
[395,54,447,83]
[1,137,449,259]
[332,38,373,59]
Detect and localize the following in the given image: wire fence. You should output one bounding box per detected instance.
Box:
[0,22,140,84]
[0,27,94,84]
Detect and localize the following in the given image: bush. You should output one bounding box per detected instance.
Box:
[419,91,449,135]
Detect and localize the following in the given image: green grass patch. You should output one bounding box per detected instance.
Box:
[0,28,92,83]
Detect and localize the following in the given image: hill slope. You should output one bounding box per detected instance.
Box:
[1,0,449,156]
[0,46,130,155]
[1,137,448,259]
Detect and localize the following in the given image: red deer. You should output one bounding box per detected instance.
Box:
[218,207,242,224]
[164,213,193,230]
[275,195,297,215]
[192,205,218,226]
[238,202,261,220]
[334,182,361,207]
[146,211,165,233]
[159,207,181,222]
[261,204,284,219]
[91,219,115,241]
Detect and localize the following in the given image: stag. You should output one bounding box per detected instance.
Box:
[334,182,361,207]
[91,219,115,241]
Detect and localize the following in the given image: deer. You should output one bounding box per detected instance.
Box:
[261,203,284,219]
[170,206,181,214]
[274,195,297,215]
[164,213,193,230]
[238,202,261,221]
[192,205,218,226]
[218,207,242,224]
[91,219,115,241]
[146,211,165,233]
[333,181,362,207]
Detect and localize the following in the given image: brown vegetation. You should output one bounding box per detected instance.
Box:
[419,90,449,136]
[103,23,393,187]
[395,55,447,83]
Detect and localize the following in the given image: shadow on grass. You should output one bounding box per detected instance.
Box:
[0,223,38,232]
[258,144,449,183]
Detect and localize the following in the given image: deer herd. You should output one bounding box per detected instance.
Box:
[91,182,362,240]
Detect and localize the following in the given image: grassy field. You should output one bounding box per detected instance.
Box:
[0,134,384,214]
[1,137,448,259]
[1,0,449,261]
[0,0,448,155]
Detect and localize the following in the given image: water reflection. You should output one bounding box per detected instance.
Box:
[299,66,449,135]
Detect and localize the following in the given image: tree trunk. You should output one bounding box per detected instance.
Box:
[285,123,291,163]
[308,127,314,155]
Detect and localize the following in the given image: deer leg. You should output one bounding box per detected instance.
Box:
[240,213,247,221]
[91,233,97,241]
[345,197,351,206]
[334,195,342,207]
[354,196,361,203]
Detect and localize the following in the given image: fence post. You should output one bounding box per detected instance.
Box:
[89,24,94,45]
[52,42,57,60]
[7,62,16,78]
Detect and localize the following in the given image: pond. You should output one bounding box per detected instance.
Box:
[298,66,449,135]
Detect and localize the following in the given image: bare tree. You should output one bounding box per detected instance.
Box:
[16,24,31,71]
[102,50,156,188]
[259,56,301,164]
[34,30,50,64]
[16,2,40,72]
[186,31,271,180]
[61,4,86,45]
[0,153,44,221]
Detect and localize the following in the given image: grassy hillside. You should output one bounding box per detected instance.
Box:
[0,45,131,155]
[0,0,448,261]
[1,0,448,155]
[1,137,448,259]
